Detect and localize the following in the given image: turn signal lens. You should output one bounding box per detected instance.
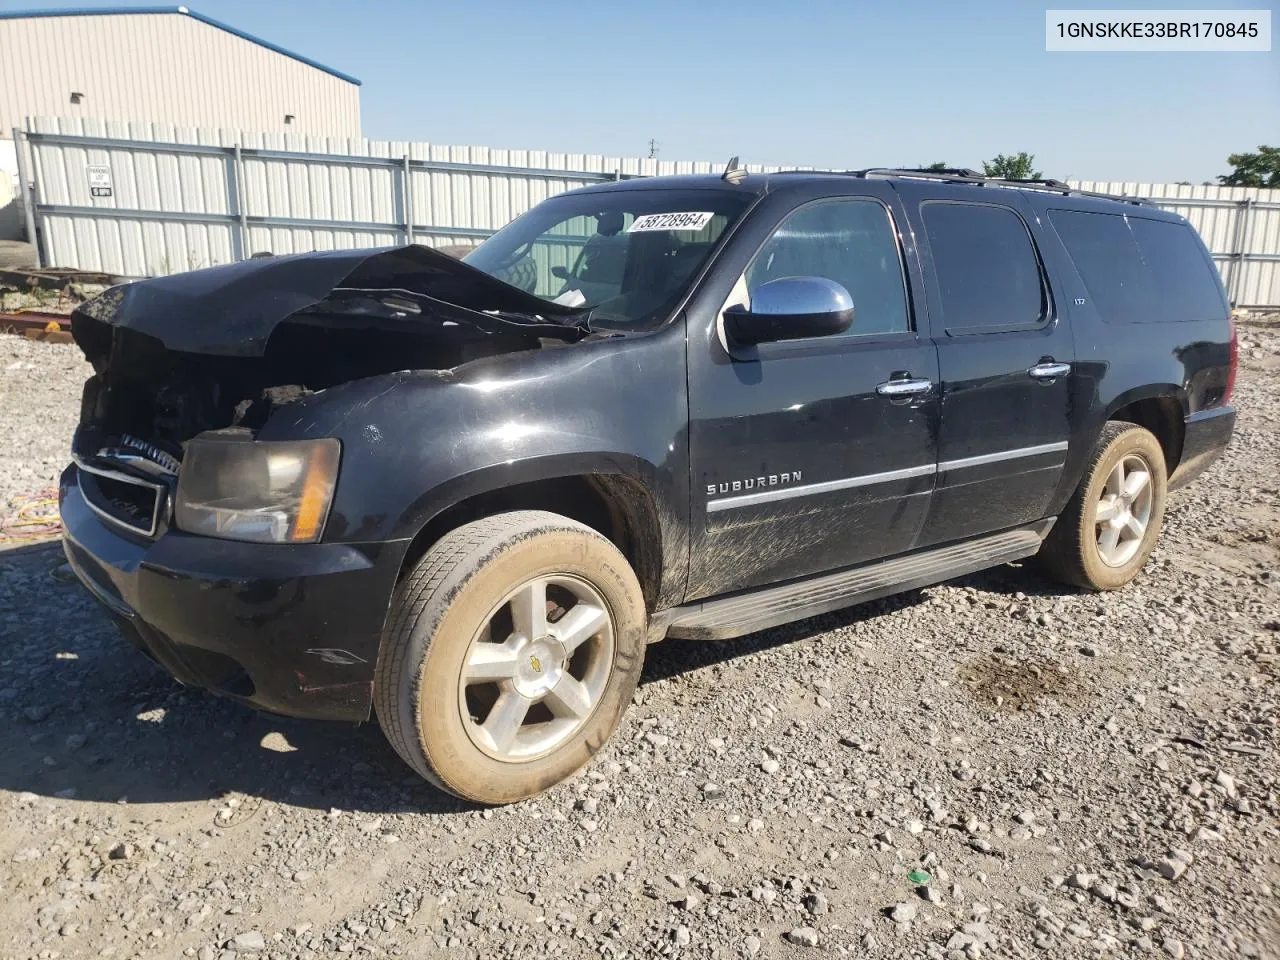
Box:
[290,444,338,542]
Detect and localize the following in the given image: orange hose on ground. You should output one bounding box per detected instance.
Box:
[0,488,62,544]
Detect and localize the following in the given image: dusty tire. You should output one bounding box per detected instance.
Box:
[374,510,646,804]
[1038,422,1168,591]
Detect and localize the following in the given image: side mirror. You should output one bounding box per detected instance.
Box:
[724,277,853,346]
[551,265,572,280]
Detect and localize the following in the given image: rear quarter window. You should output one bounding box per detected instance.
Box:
[1128,217,1228,321]
[1048,209,1226,323]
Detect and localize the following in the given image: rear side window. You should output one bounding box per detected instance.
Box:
[1043,210,1148,320]
[1129,218,1226,321]
[922,202,1047,333]
[1048,210,1226,323]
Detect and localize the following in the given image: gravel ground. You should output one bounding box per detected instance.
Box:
[0,323,1277,960]
[0,336,92,510]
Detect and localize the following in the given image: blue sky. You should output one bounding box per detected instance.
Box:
[4,0,1276,182]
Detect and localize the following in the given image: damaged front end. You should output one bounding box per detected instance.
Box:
[68,244,589,541]
[60,244,598,721]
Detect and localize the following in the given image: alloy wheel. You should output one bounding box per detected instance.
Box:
[457,575,614,762]
[1094,453,1154,567]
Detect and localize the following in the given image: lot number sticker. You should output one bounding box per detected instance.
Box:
[87,165,113,198]
[627,211,714,232]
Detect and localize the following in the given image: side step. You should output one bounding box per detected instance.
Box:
[661,521,1053,641]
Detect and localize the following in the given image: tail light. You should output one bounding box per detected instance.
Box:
[1223,315,1238,405]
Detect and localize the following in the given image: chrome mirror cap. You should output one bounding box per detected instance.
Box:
[750,276,853,317]
[725,277,854,345]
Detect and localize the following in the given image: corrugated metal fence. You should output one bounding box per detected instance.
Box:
[14,116,799,278]
[14,116,1280,308]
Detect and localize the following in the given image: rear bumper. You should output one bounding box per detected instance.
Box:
[1169,405,1235,491]
[59,465,408,722]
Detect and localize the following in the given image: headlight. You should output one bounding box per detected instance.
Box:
[175,435,340,544]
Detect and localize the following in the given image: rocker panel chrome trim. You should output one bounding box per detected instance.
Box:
[705,463,936,513]
[705,442,1069,512]
[937,441,1069,473]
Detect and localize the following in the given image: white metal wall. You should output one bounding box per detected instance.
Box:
[22,116,797,278]
[0,138,18,240]
[0,12,360,138]
[1071,180,1280,310]
[18,117,1279,308]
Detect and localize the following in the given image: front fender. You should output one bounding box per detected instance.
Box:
[256,329,691,600]
[389,451,665,541]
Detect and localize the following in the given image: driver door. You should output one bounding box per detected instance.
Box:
[685,189,940,598]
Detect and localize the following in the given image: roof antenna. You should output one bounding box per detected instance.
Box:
[721,156,747,184]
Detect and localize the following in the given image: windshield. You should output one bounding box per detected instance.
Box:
[464,188,753,330]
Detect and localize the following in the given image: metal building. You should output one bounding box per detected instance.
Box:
[0,6,362,137]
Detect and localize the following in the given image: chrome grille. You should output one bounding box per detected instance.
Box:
[74,454,168,537]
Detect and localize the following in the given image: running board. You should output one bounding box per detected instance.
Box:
[661,520,1054,641]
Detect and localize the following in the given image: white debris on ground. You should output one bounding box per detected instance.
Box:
[0,320,1276,959]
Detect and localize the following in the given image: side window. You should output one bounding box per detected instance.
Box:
[922,202,1047,333]
[1046,209,1149,322]
[745,199,910,337]
[1128,217,1227,322]
[1049,210,1227,323]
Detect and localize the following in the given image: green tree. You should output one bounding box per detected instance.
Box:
[1218,146,1280,187]
[922,162,950,171]
[982,152,1042,180]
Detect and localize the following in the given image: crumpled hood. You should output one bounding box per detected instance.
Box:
[72,244,585,358]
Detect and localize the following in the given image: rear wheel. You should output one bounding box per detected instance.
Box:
[374,511,646,803]
[1038,422,1168,591]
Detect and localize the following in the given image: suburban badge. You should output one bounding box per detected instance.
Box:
[707,471,803,497]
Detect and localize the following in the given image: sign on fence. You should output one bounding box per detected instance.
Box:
[85,164,112,198]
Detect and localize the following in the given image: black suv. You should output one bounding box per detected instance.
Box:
[60,169,1237,803]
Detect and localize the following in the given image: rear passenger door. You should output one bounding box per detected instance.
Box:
[898,186,1076,546]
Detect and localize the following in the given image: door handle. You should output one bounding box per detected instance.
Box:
[876,377,933,397]
[1027,361,1071,380]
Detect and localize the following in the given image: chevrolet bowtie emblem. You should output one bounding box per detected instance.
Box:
[529,654,543,674]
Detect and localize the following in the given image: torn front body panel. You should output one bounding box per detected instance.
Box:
[68,245,588,458]
[61,244,693,721]
[67,242,690,595]
[72,243,586,358]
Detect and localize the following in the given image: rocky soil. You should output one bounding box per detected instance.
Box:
[0,323,1276,960]
[0,335,92,510]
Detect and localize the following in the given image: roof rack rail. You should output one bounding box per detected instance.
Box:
[869,167,986,179]
[846,168,1150,205]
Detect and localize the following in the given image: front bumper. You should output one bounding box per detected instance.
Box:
[59,465,408,721]
[1169,405,1236,491]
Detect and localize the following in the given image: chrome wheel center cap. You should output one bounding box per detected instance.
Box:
[512,637,566,698]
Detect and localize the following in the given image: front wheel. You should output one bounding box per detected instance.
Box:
[1038,422,1168,591]
[374,511,646,804]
